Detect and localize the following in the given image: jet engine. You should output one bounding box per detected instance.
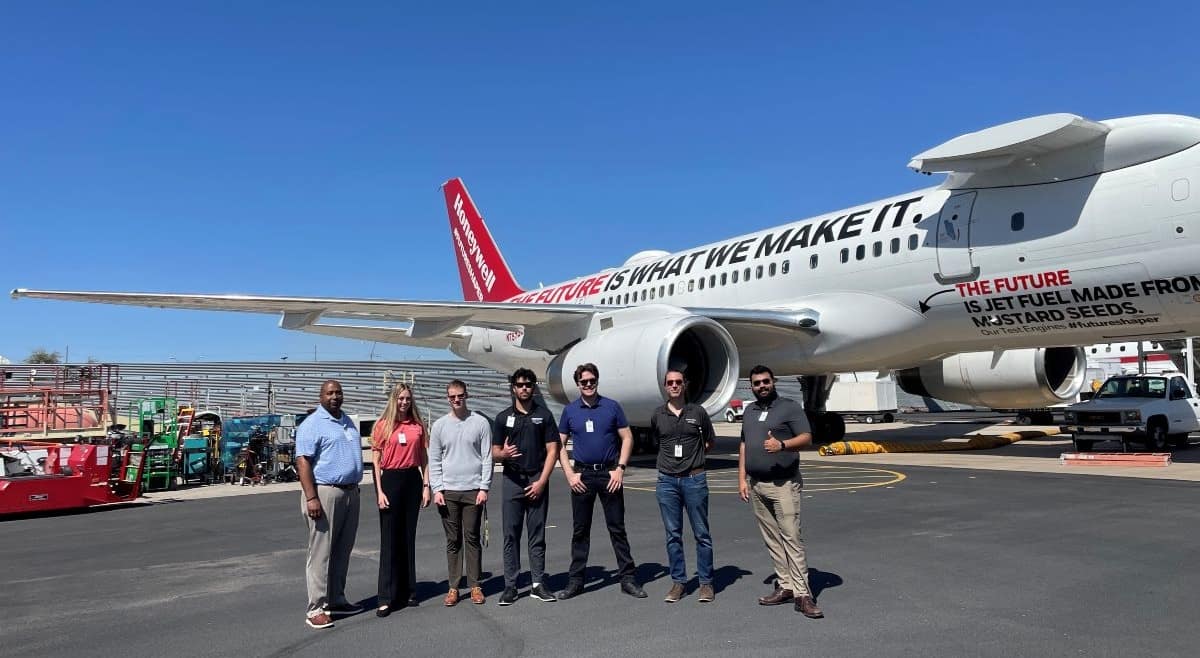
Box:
[546,306,739,426]
[896,346,1087,409]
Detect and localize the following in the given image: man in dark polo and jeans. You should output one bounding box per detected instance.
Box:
[737,365,824,619]
[650,369,716,604]
[492,368,561,606]
[555,363,647,600]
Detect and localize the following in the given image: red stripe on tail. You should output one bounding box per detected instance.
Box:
[442,178,525,302]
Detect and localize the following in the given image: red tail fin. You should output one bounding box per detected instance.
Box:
[442,178,524,302]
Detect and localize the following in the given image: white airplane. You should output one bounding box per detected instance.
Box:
[14,112,1200,445]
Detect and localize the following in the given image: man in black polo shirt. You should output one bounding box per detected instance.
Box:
[650,370,716,604]
[492,368,561,606]
[737,365,824,619]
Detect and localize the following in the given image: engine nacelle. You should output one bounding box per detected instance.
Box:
[546,306,739,426]
[897,346,1087,409]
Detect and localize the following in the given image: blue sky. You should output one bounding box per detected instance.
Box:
[3,1,1198,363]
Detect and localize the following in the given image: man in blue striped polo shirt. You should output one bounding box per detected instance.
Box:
[297,380,364,629]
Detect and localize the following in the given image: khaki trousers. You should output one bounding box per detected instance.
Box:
[750,476,811,597]
[302,485,360,614]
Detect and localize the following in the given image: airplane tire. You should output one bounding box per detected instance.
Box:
[821,412,846,443]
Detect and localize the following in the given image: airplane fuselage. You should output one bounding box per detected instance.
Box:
[455,129,1200,379]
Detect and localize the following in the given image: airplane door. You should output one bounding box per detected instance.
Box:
[934,192,980,284]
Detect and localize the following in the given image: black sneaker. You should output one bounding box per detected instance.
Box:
[498,588,518,606]
[530,583,557,602]
[324,601,363,616]
[556,581,584,600]
[620,580,647,598]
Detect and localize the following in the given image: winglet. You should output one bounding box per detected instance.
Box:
[441,178,525,302]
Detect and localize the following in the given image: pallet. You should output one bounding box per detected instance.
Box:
[1060,452,1172,467]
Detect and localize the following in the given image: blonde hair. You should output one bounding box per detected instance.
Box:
[372,383,427,449]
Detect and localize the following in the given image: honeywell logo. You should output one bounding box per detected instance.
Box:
[454,194,497,294]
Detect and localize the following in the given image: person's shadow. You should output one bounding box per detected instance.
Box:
[760,566,843,598]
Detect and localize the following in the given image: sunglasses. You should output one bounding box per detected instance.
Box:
[665,379,684,386]
[751,379,773,387]
[576,378,598,388]
[447,393,467,401]
[513,382,535,389]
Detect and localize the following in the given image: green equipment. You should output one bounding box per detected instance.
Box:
[127,397,182,491]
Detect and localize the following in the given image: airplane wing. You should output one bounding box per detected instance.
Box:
[11,289,820,352]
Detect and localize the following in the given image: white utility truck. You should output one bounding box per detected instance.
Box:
[1060,372,1200,452]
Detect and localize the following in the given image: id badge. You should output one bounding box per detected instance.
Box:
[506,415,516,428]
[758,411,768,422]
[398,431,408,446]
[585,419,594,433]
[673,444,683,458]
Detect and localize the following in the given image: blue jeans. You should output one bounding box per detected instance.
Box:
[655,471,713,584]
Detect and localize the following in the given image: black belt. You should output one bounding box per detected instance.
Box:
[319,483,358,490]
[661,467,705,477]
[575,462,615,471]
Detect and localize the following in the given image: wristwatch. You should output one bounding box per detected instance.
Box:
[616,464,627,471]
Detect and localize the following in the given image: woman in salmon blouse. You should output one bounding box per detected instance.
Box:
[371,383,431,617]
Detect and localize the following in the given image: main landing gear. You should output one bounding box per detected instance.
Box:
[800,375,847,443]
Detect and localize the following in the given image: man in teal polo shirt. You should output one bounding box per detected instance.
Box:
[297,380,364,629]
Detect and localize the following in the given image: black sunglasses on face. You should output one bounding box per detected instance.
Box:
[751,379,772,387]
[665,380,684,386]
[576,378,598,388]
[513,382,534,389]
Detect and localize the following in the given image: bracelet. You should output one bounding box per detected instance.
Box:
[306,496,318,502]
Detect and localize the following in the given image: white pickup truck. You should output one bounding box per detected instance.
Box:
[1060,372,1200,452]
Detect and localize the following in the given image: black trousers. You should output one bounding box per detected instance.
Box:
[377,467,422,606]
[568,469,636,582]
[502,470,549,588]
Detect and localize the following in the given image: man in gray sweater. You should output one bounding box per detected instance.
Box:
[429,379,494,606]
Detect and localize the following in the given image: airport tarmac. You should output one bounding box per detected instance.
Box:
[2,414,1198,657]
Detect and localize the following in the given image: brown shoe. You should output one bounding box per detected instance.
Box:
[663,582,685,603]
[305,611,334,629]
[443,589,459,607]
[470,586,485,605]
[795,595,824,618]
[697,584,715,603]
[758,588,794,606]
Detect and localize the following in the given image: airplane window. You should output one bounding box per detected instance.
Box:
[744,267,751,281]
[1011,212,1025,231]
[688,280,694,292]
[732,270,739,283]
[668,283,675,295]
[699,278,705,290]
[755,265,763,279]
[782,260,790,274]
[840,248,849,263]
[890,237,900,254]
[641,290,647,301]
[659,285,665,297]
[649,288,656,300]
[768,262,777,277]
[720,273,727,286]
[1091,348,1097,353]
[912,213,923,224]
[908,234,918,250]
[1119,346,1125,351]
[709,274,716,288]
[855,245,865,260]
[807,255,816,270]
[873,241,882,257]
